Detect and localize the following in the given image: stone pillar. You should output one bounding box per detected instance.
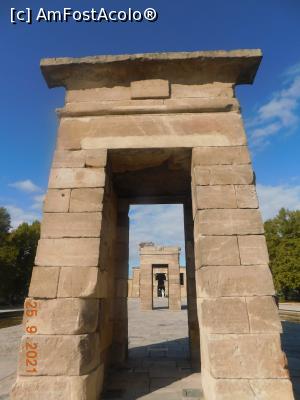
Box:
[131,268,140,298]
[111,201,129,365]
[184,202,201,370]
[140,261,153,310]
[11,149,109,400]
[168,259,181,311]
[192,146,295,399]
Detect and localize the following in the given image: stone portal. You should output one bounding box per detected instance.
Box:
[11,50,295,400]
[139,243,181,310]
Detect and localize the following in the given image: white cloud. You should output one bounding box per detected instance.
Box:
[5,205,41,229]
[129,204,186,269]
[9,179,42,193]
[31,194,45,210]
[256,183,300,220]
[247,63,300,149]
[284,62,300,78]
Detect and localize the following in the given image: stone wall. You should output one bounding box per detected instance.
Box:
[192,146,294,399]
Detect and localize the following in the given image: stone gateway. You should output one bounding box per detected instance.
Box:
[11,50,294,400]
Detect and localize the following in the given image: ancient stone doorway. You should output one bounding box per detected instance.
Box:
[155,270,167,297]
[11,50,295,400]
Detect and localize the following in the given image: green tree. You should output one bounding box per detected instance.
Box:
[9,221,40,303]
[0,207,11,236]
[265,208,300,301]
[0,208,40,305]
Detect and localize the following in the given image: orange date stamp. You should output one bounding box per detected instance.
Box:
[24,299,38,373]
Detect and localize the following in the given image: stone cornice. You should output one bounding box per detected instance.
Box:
[41,49,262,89]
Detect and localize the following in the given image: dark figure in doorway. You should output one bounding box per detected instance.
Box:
[156,273,166,297]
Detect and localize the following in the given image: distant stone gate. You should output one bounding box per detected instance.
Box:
[11,50,294,400]
[127,243,187,309]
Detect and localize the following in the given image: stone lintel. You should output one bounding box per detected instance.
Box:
[41,49,262,89]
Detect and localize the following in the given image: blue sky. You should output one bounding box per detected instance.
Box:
[0,0,300,269]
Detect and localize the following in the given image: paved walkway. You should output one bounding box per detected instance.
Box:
[280,303,300,312]
[0,324,22,400]
[103,298,202,399]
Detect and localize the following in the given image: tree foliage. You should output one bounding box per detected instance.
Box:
[0,207,11,236]
[0,208,40,305]
[265,208,300,301]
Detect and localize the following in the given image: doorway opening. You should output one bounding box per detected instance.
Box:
[153,265,169,309]
[101,148,201,399]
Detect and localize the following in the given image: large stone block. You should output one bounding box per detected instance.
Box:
[11,364,104,400]
[209,378,294,400]
[66,87,130,103]
[195,185,237,209]
[246,296,282,333]
[23,298,99,334]
[48,168,105,189]
[35,238,100,267]
[171,82,234,99]
[18,334,100,376]
[41,212,102,238]
[195,236,240,266]
[195,209,264,236]
[69,188,104,212]
[238,235,269,265]
[84,149,108,167]
[235,185,258,208]
[131,79,170,99]
[194,164,253,185]
[59,113,247,150]
[57,267,99,298]
[207,333,288,378]
[52,149,107,168]
[199,298,249,333]
[196,265,275,297]
[52,150,85,168]
[43,189,70,213]
[250,379,295,400]
[29,267,60,298]
[192,146,250,165]
[211,378,256,400]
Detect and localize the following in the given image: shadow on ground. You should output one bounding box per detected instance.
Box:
[282,321,300,400]
[102,338,202,400]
